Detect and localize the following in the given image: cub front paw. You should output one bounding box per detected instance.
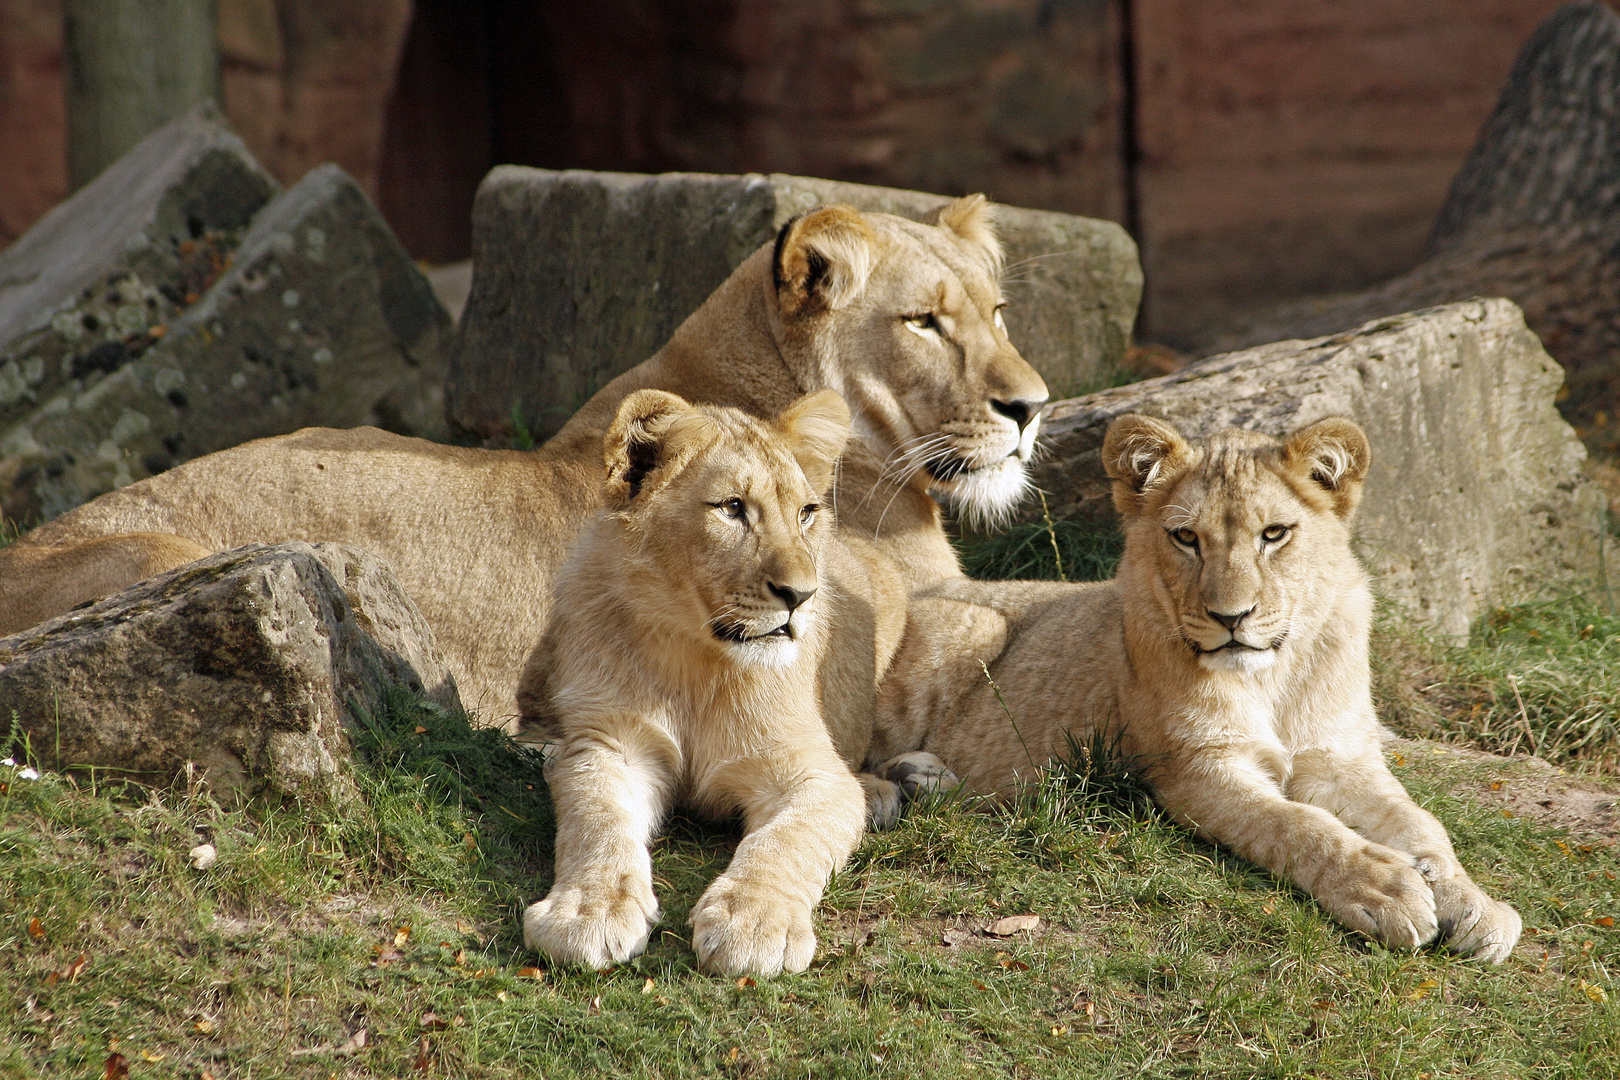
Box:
[1323,846,1439,949]
[879,751,961,800]
[1432,879,1522,963]
[690,877,815,977]
[522,877,659,969]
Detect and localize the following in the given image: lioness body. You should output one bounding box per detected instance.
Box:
[520,390,909,976]
[0,198,1046,724]
[876,416,1522,961]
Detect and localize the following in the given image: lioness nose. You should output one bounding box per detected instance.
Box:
[1209,607,1254,631]
[768,582,817,611]
[992,396,1047,432]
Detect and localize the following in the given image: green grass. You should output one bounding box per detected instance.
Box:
[1373,593,1620,772]
[2,697,1618,1078]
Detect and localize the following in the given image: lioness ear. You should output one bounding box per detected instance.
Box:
[775,389,851,496]
[1284,417,1370,518]
[926,193,1003,274]
[772,205,876,318]
[603,389,698,504]
[1102,414,1192,516]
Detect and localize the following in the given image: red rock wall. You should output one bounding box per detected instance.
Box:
[1132,0,1568,344]
[0,0,1588,347]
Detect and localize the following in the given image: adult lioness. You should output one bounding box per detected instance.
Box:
[520,389,917,976]
[0,197,1046,725]
[874,415,1522,962]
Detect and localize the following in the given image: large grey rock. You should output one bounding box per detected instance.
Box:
[0,542,462,804]
[451,167,1142,441]
[0,110,452,524]
[1028,299,1604,636]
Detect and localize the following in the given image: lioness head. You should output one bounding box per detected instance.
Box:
[768,197,1050,527]
[600,387,851,667]
[1103,414,1372,675]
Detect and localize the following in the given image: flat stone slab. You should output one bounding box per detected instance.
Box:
[0,109,451,524]
[1027,299,1603,636]
[450,167,1142,441]
[0,542,463,804]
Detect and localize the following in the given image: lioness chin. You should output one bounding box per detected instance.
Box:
[0,196,1046,726]
[518,389,946,977]
[875,414,1522,962]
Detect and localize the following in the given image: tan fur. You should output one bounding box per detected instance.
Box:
[875,415,1522,962]
[517,390,917,976]
[0,198,1047,726]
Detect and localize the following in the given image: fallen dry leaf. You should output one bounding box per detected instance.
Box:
[27,917,44,942]
[372,946,404,966]
[516,967,544,979]
[984,915,1041,937]
[1597,916,1615,927]
[642,978,655,994]
[1583,980,1609,1004]
[420,1012,447,1031]
[1408,979,1439,1001]
[736,976,756,988]
[188,843,217,870]
[414,1036,433,1072]
[138,1051,164,1063]
[193,1019,215,1035]
[103,1053,128,1080]
[586,994,602,1016]
[393,926,412,948]
[994,951,1031,971]
[941,928,972,947]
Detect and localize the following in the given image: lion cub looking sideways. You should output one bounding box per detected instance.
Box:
[517,388,918,977]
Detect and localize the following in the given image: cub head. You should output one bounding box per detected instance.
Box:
[1102,414,1373,675]
[600,387,851,666]
[769,197,1050,527]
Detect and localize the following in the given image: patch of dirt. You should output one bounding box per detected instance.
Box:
[1390,737,1620,843]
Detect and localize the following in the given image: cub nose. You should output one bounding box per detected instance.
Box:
[768,582,817,611]
[991,396,1048,432]
[1209,607,1254,631]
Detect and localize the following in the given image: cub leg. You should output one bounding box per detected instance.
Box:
[1152,752,1440,950]
[522,735,672,969]
[1290,748,1521,963]
[0,533,211,636]
[690,749,867,977]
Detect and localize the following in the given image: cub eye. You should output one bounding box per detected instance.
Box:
[904,313,942,336]
[1261,524,1290,544]
[1170,527,1198,548]
[800,503,819,526]
[716,497,746,519]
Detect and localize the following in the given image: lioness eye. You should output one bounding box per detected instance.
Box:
[800,503,819,526]
[1262,524,1290,543]
[717,497,746,519]
[1171,527,1198,548]
[904,313,941,334]
[993,304,1007,331]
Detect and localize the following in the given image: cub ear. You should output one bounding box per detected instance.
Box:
[772,205,876,318]
[1102,414,1192,516]
[1283,417,1370,518]
[775,389,851,496]
[926,193,1003,274]
[603,389,699,504]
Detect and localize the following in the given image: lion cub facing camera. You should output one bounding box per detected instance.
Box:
[517,388,922,977]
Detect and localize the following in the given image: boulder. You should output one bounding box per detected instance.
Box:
[1028,299,1604,637]
[450,168,1142,441]
[0,542,462,804]
[0,106,452,525]
[1195,3,1620,448]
